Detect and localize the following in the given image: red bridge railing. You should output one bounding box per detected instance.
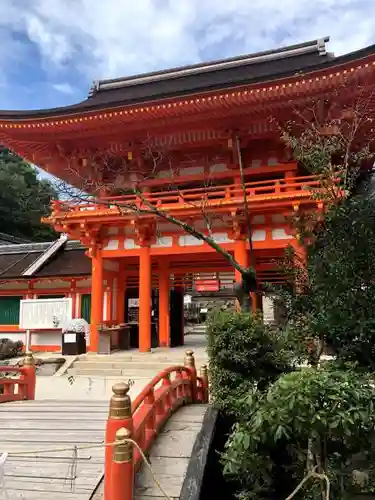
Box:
[50,174,327,218]
[0,352,36,403]
[104,349,209,500]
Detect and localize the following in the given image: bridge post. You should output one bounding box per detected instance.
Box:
[200,365,209,404]
[184,349,198,402]
[21,351,36,400]
[105,383,133,500]
[111,427,134,500]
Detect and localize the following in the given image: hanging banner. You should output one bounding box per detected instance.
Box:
[195,279,220,292]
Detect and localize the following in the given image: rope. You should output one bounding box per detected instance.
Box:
[4,437,172,500]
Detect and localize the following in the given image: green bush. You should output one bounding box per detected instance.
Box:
[207,311,299,418]
[223,368,375,499]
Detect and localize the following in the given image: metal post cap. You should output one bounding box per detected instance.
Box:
[184,349,195,367]
[23,351,35,366]
[112,382,130,396]
[114,427,133,462]
[200,364,208,376]
[109,382,131,419]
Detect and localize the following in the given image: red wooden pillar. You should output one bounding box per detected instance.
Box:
[139,245,151,352]
[234,239,248,283]
[21,351,36,400]
[90,247,103,353]
[104,383,133,500]
[111,427,134,500]
[116,264,126,324]
[158,260,170,347]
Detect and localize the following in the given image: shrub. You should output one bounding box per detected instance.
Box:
[207,311,300,418]
[223,368,375,499]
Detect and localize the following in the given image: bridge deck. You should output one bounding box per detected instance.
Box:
[0,399,108,499]
[0,400,210,499]
[92,404,210,500]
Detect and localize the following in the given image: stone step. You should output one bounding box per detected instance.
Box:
[78,356,208,365]
[73,361,191,371]
[67,367,161,378]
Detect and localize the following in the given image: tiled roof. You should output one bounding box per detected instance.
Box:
[35,248,91,277]
[0,239,89,279]
[0,252,44,278]
[3,37,375,119]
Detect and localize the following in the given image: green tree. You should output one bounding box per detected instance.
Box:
[278,194,375,371]
[0,148,58,241]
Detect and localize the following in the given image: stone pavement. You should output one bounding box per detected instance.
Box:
[35,333,208,402]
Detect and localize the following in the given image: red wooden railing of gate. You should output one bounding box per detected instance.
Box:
[0,352,36,403]
[104,350,209,500]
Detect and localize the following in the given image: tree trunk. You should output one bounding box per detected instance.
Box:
[234,273,256,313]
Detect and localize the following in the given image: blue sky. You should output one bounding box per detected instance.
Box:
[0,0,374,111]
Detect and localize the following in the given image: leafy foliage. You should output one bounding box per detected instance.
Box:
[223,368,375,499]
[0,148,58,241]
[207,311,300,418]
[276,195,375,370]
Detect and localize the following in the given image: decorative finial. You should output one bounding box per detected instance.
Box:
[23,351,34,366]
[184,349,195,368]
[109,382,131,418]
[113,427,132,462]
[200,364,208,377]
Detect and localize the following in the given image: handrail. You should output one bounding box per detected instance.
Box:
[104,350,209,500]
[0,352,36,403]
[51,174,331,218]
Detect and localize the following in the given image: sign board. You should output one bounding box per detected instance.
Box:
[63,333,76,344]
[195,279,220,292]
[128,298,139,308]
[20,298,73,330]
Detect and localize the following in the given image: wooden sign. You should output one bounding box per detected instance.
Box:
[20,298,73,330]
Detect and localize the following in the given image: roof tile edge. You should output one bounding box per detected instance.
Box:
[90,37,330,96]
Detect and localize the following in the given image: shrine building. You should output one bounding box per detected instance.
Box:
[0,36,374,353]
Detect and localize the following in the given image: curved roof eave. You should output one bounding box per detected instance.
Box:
[0,41,374,121]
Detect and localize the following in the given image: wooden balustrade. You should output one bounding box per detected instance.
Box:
[0,351,36,403]
[51,174,332,217]
[104,349,209,500]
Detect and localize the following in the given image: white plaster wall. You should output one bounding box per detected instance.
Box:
[252,215,265,224]
[272,228,293,240]
[0,283,28,290]
[180,166,204,176]
[77,279,91,288]
[0,332,26,343]
[104,239,119,250]
[34,281,70,289]
[151,236,173,248]
[0,331,61,347]
[32,332,61,347]
[252,230,266,241]
[209,163,228,173]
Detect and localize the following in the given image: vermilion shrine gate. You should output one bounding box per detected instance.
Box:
[0,36,374,352]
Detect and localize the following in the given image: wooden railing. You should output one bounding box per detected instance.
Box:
[0,352,36,403]
[104,349,209,500]
[51,174,325,217]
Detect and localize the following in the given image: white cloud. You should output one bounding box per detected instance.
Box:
[52,82,75,95]
[0,0,373,86]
